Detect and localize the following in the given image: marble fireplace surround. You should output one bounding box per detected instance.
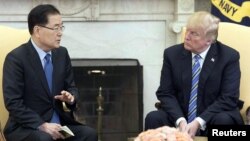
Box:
[0,0,197,124]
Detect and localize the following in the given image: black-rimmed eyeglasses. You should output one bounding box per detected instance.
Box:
[39,25,65,32]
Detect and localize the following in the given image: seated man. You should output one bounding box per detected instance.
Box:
[2,4,97,141]
[145,11,244,138]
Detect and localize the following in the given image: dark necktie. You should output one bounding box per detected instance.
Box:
[188,54,201,123]
[44,54,60,123]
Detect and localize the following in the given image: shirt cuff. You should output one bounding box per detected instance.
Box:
[196,117,206,130]
[175,117,186,127]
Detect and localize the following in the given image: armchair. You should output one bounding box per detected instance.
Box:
[0,25,30,129]
[216,22,250,122]
[0,25,30,140]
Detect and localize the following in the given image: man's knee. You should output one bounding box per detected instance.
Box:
[76,126,97,140]
[25,130,53,141]
[144,110,170,130]
[84,126,97,138]
[210,113,235,125]
[145,110,164,122]
[38,134,53,141]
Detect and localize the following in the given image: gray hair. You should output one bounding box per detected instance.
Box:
[186,11,220,42]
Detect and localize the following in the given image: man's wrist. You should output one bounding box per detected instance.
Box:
[175,117,186,127]
[195,117,206,130]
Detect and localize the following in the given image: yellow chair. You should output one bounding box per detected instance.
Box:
[216,22,250,122]
[0,25,30,130]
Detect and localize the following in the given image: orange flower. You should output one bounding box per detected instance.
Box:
[134,126,193,141]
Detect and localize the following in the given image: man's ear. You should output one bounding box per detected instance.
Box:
[206,39,213,45]
[33,26,41,38]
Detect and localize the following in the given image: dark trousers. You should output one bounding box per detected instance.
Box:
[144,109,243,136]
[23,125,97,141]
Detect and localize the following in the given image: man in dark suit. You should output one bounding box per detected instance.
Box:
[145,11,244,138]
[2,4,97,141]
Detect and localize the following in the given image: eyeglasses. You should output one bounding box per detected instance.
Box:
[39,25,65,32]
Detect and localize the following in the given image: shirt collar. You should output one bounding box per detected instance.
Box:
[31,38,52,61]
[192,45,211,60]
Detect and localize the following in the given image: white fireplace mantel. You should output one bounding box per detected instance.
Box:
[0,0,194,33]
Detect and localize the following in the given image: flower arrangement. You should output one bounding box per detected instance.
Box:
[134,126,193,141]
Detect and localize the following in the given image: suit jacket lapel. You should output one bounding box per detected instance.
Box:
[199,44,218,92]
[27,41,51,96]
[51,49,60,96]
[181,48,192,106]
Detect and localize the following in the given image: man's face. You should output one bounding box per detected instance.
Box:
[36,14,63,52]
[184,27,211,54]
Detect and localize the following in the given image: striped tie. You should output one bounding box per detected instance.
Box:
[188,54,201,123]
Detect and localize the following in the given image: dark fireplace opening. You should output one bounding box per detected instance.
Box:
[71,59,143,141]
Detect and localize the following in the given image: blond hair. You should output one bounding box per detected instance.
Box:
[186,11,220,42]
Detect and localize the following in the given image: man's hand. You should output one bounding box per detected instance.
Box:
[38,122,65,140]
[54,90,75,104]
[178,120,187,132]
[185,120,200,138]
